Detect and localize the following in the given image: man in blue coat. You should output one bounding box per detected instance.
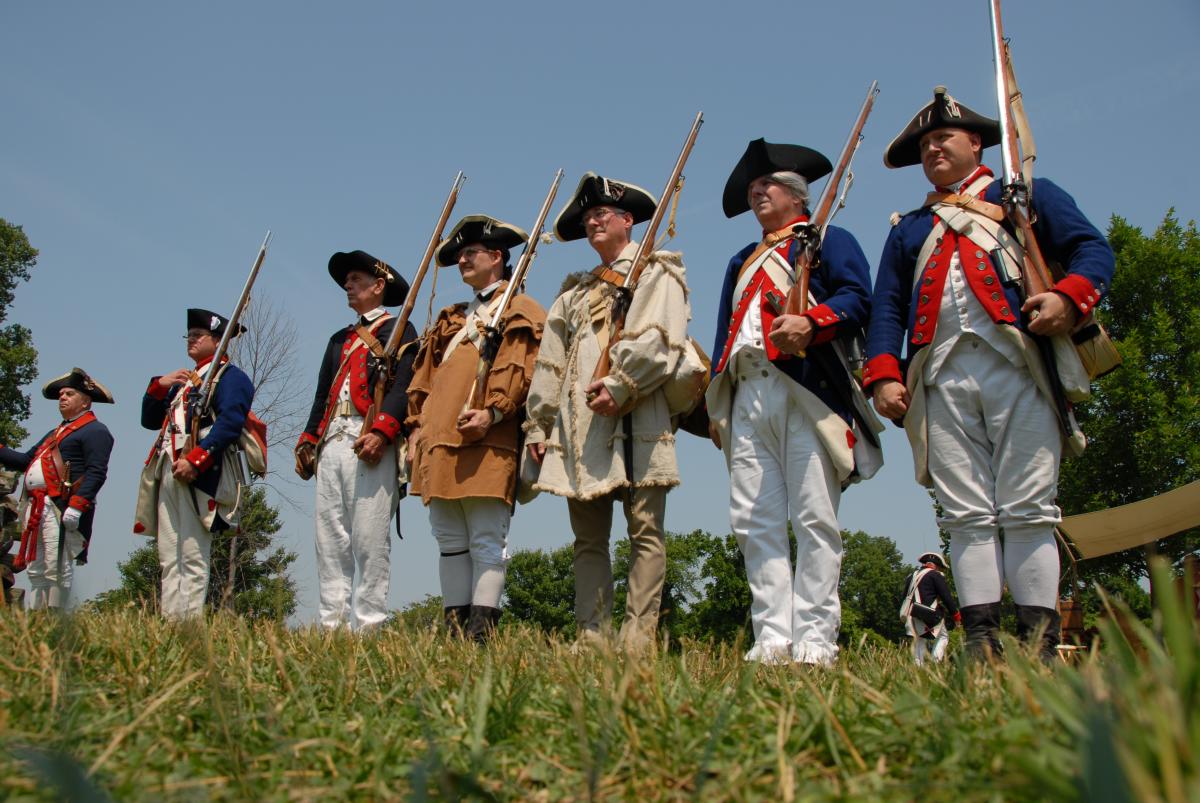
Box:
[863,87,1115,660]
[137,308,254,620]
[0,368,114,609]
[705,139,880,665]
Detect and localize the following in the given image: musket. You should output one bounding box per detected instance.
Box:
[359,170,466,439]
[590,112,704,388]
[988,0,1073,436]
[461,170,563,416]
[187,231,272,446]
[783,81,879,358]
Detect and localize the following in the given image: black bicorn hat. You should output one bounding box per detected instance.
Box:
[884,86,1002,169]
[328,250,411,307]
[434,215,530,267]
[42,367,114,404]
[722,138,833,218]
[552,172,657,243]
[187,308,245,339]
[918,551,950,570]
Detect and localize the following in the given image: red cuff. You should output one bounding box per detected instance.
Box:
[862,354,903,389]
[68,495,92,512]
[185,446,214,473]
[371,413,403,443]
[1052,274,1102,315]
[803,303,841,329]
[146,378,170,400]
[296,432,319,449]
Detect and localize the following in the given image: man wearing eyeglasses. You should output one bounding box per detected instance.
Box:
[137,309,254,619]
[294,251,417,631]
[405,216,545,641]
[524,173,695,652]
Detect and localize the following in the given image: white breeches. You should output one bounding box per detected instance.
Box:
[314,423,397,630]
[913,630,949,665]
[22,504,82,610]
[926,339,1061,608]
[429,497,510,609]
[727,356,842,664]
[156,457,213,620]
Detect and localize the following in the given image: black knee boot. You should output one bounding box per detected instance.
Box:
[465,605,502,644]
[443,605,471,636]
[961,603,1003,661]
[1016,605,1061,664]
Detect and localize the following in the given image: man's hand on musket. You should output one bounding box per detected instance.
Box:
[527,442,546,465]
[768,314,815,355]
[1022,291,1079,337]
[158,369,193,390]
[584,381,620,416]
[172,458,199,483]
[353,432,387,465]
[872,379,910,421]
[456,409,492,443]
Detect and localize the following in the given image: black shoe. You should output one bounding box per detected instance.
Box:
[465,605,502,644]
[443,605,471,637]
[1015,605,1061,664]
[961,603,1003,662]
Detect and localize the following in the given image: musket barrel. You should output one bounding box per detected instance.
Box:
[989,0,1022,187]
[486,169,564,331]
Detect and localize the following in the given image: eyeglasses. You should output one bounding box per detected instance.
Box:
[183,332,211,342]
[582,207,624,226]
[459,247,498,261]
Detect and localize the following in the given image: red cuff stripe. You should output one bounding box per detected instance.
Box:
[862,354,903,389]
[68,495,92,512]
[146,378,170,400]
[803,303,841,329]
[371,413,402,443]
[297,432,319,449]
[1053,274,1101,315]
[185,446,214,473]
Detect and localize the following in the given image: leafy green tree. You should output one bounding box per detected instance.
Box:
[1059,212,1200,584]
[391,593,444,630]
[613,529,719,643]
[838,530,910,645]
[0,219,39,445]
[503,544,576,636]
[89,486,297,620]
[678,532,753,645]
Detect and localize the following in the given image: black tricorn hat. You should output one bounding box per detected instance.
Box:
[722,139,833,219]
[884,86,1002,169]
[553,172,657,243]
[328,250,410,307]
[918,551,949,570]
[435,215,530,267]
[42,367,114,404]
[187,308,245,339]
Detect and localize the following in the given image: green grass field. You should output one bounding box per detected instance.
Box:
[1,565,1196,802]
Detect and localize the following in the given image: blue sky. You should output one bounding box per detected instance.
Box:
[4,1,1198,621]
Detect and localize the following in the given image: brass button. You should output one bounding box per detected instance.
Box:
[920,295,929,304]
[975,250,984,258]
[976,262,986,271]
[924,275,933,285]
[991,292,1001,301]
[984,276,995,285]
[761,370,769,378]
[933,248,942,256]
[1000,306,1010,316]
[918,315,927,324]
[914,332,925,342]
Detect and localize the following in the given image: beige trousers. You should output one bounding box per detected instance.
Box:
[567,486,667,645]
[155,455,213,620]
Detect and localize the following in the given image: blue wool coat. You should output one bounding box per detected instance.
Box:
[711,224,872,423]
[863,175,1114,388]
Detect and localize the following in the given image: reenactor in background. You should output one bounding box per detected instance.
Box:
[137,310,254,620]
[294,251,417,631]
[0,368,114,609]
[863,88,1114,659]
[524,173,695,651]
[901,551,960,665]
[706,140,876,665]
[406,216,546,641]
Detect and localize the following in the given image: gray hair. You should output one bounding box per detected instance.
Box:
[750,171,810,206]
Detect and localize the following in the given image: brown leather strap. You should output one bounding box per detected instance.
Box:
[590,265,625,287]
[355,315,390,358]
[734,225,797,286]
[924,192,1006,222]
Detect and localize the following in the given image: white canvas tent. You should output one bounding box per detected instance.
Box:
[1058,480,1200,559]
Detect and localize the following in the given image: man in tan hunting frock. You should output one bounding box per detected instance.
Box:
[406,215,545,642]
